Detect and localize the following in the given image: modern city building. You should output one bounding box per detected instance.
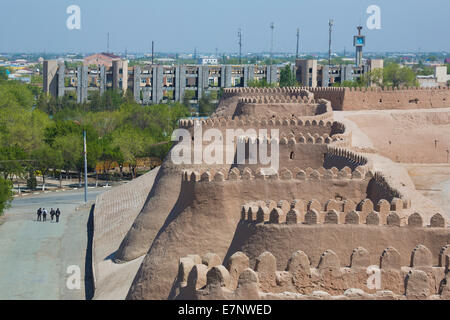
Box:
[43,60,280,104]
[417,65,450,88]
[295,58,383,87]
[43,56,388,105]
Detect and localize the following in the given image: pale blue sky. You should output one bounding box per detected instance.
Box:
[0,0,449,53]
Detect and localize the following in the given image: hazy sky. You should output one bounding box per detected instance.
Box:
[0,0,449,54]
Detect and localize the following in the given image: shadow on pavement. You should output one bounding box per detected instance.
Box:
[84,204,95,300]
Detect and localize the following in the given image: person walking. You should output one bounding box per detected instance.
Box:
[42,208,47,222]
[50,208,55,222]
[37,208,42,221]
[55,208,61,223]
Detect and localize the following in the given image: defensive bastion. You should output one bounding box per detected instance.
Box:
[91,86,450,300]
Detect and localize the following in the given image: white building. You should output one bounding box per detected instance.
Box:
[198,57,218,65]
[417,65,449,88]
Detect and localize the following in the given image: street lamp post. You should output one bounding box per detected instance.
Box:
[328,19,334,66]
[73,120,88,203]
[238,28,242,65]
[83,130,88,203]
[270,22,274,65]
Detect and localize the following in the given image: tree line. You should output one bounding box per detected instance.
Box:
[0,78,191,214]
[248,62,427,89]
[332,62,421,88]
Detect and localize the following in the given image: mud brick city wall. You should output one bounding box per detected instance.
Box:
[308,87,450,111]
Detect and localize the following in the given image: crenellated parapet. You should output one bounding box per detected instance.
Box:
[370,171,403,200]
[301,86,450,111]
[347,86,450,93]
[235,132,347,146]
[299,86,346,92]
[325,146,410,207]
[222,87,313,99]
[234,95,332,119]
[178,115,335,130]
[174,244,450,300]
[301,86,450,94]
[240,199,446,227]
[237,95,318,104]
[177,117,351,148]
[182,166,372,183]
[366,172,414,213]
[219,86,450,114]
[325,145,369,170]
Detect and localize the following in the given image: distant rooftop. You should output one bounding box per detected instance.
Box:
[99,52,121,59]
[85,52,121,60]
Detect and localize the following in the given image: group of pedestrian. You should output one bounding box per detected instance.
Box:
[36,208,61,223]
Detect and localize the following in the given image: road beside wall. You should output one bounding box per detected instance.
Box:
[0,188,105,300]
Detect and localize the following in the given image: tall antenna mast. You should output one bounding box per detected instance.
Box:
[151,41,154,65]
[238,28,242,64]
[270,22,275,65]
[328,19,334,66]
[107,32,110,53]
[354,25,364,67]
[296,28,300,59]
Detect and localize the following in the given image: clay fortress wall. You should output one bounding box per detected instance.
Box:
[92,85,450,300]
[221,86,450,112]
[174,244,450,300]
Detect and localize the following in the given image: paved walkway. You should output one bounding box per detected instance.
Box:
[0,188,105,300]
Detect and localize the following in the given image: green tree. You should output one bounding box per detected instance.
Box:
[31,145,63,190]
[333,68,384,88]
[383,63,418,88]
[97,89,124,111]
[0,81,35,108]
[0,145,27,180]
[0,67,8,81]
[46,121,103,185]
[99,137,122,179]
[198,95,216,116]
[26,172,37,190]
[111,127,150,179]
[0,177,13,215]
[333,80,359,88]
[247,78,276,88]
[52,134,83,184]
[0,78,193,187]
[36,93,58,115]
[31,74,43,85]
[0,84,50,155]
[183,90,196,108]
[368,68,384,86]
[279,65,297,87]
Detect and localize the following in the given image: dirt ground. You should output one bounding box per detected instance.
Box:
[405,164,450,220]
[335,108,450,220]
[335,108,450,163]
